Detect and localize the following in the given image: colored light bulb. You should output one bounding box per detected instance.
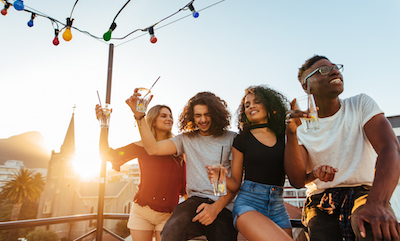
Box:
[1,8,7,15]
[27,19,34,27]
[148,27,157,44]
[63,27,72,41]
[188,3,199,18]
[13,0,24,11]
[27,13,35,27]
[53,36,59,46]
[103,30,112,41]
[150,36,157,44]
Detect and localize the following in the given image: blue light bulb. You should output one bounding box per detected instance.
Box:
[27,19,34,27]
[13,0,24,11]
[188,3,199,18]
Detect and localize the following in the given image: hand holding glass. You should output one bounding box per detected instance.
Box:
[136,87,152,113]
[296,95,319,131]
[209,165,227,196]
[99,104,111,128]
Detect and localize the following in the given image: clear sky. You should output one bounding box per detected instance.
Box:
[1,0,399,177]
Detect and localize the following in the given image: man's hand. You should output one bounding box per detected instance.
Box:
[356,202,400,240]
[285,98,308,134]
[313,165,338,182]
[192,202,220,226]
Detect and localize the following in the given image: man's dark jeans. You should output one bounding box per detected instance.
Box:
[161,196,237,241]
[303,185,395,241]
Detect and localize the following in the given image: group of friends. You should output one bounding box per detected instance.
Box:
[95,55,400,241]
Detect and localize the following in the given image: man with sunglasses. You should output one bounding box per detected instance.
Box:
[285,55,400,241]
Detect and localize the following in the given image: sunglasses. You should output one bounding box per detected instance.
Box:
[302,64,344,85]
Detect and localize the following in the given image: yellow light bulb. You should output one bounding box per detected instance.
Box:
[63,27,72,41]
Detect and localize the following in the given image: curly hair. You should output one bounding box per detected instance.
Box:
[298,55,329,83]
[178,92,231,136]
[237,85,288,136]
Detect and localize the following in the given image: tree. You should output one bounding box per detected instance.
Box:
[114,220,130,239]
[26,229,58,241]
[0,168,44,241]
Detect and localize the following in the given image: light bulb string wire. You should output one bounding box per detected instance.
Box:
[4,0,225,45]
[115,0,225,48]
[112,0,131,23]
[108,0,195,41]
[69,0,80,19]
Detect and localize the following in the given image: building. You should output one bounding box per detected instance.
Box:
[283,178,307,208]
[0,160,47,189]
[0,160,24,188]
[37,111,136,240]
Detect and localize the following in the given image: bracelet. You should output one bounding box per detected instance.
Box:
[134,114,146,121]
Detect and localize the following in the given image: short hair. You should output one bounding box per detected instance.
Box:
[298,55,329,83]
[237,85,288,136]
[178,92,231,136]
[146,105,173,139]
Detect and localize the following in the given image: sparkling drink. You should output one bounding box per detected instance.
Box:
[136,88,151,113]
[211,165,227,196]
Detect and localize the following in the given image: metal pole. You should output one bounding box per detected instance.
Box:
[96,43,114,241]
[106,43,114,105]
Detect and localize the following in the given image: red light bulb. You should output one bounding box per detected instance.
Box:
[53,37,60,46]
[150,36,157,44]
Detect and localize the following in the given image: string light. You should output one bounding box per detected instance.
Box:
[188,3,199,18]
[13,0,23,11]
[27,13,35,27]
[62,17,73,41]
[103,22,117,41]
[1,1,10,16]
[103,0,130,41]
[2,0,225,45]
[148,26,157,44]
[53,29,60,46]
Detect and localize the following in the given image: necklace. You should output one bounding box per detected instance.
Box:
[249,123,269,129]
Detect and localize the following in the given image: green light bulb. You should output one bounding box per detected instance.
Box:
[103,30,112,41]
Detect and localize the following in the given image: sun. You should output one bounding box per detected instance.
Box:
[72,149,111,181]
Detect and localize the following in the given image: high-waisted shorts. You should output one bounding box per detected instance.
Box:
[232,180,291,230]
[127,202,172,231]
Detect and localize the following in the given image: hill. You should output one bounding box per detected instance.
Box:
[0,131,51,168]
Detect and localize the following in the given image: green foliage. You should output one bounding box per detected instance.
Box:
[0,169,45,241]
[0,168,43,204]
[0,203,12,221]
[114,220,130,238]
[26,229,58,241]
[0,203,12,241]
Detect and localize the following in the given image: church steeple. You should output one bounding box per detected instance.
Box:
[60,107,76,154]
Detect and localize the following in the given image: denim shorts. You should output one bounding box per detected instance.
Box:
[232,180,291,230]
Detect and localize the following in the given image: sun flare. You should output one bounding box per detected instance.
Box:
[72,150,111,181]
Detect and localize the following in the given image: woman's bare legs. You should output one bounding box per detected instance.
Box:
[130,229,154,241]
[154,231,161,241]
[236,211,293,241]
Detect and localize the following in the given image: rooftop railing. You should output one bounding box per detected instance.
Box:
[0,214,303,241]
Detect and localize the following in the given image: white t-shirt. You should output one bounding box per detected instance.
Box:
[297,94,383,196]
[171,131,237,211]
